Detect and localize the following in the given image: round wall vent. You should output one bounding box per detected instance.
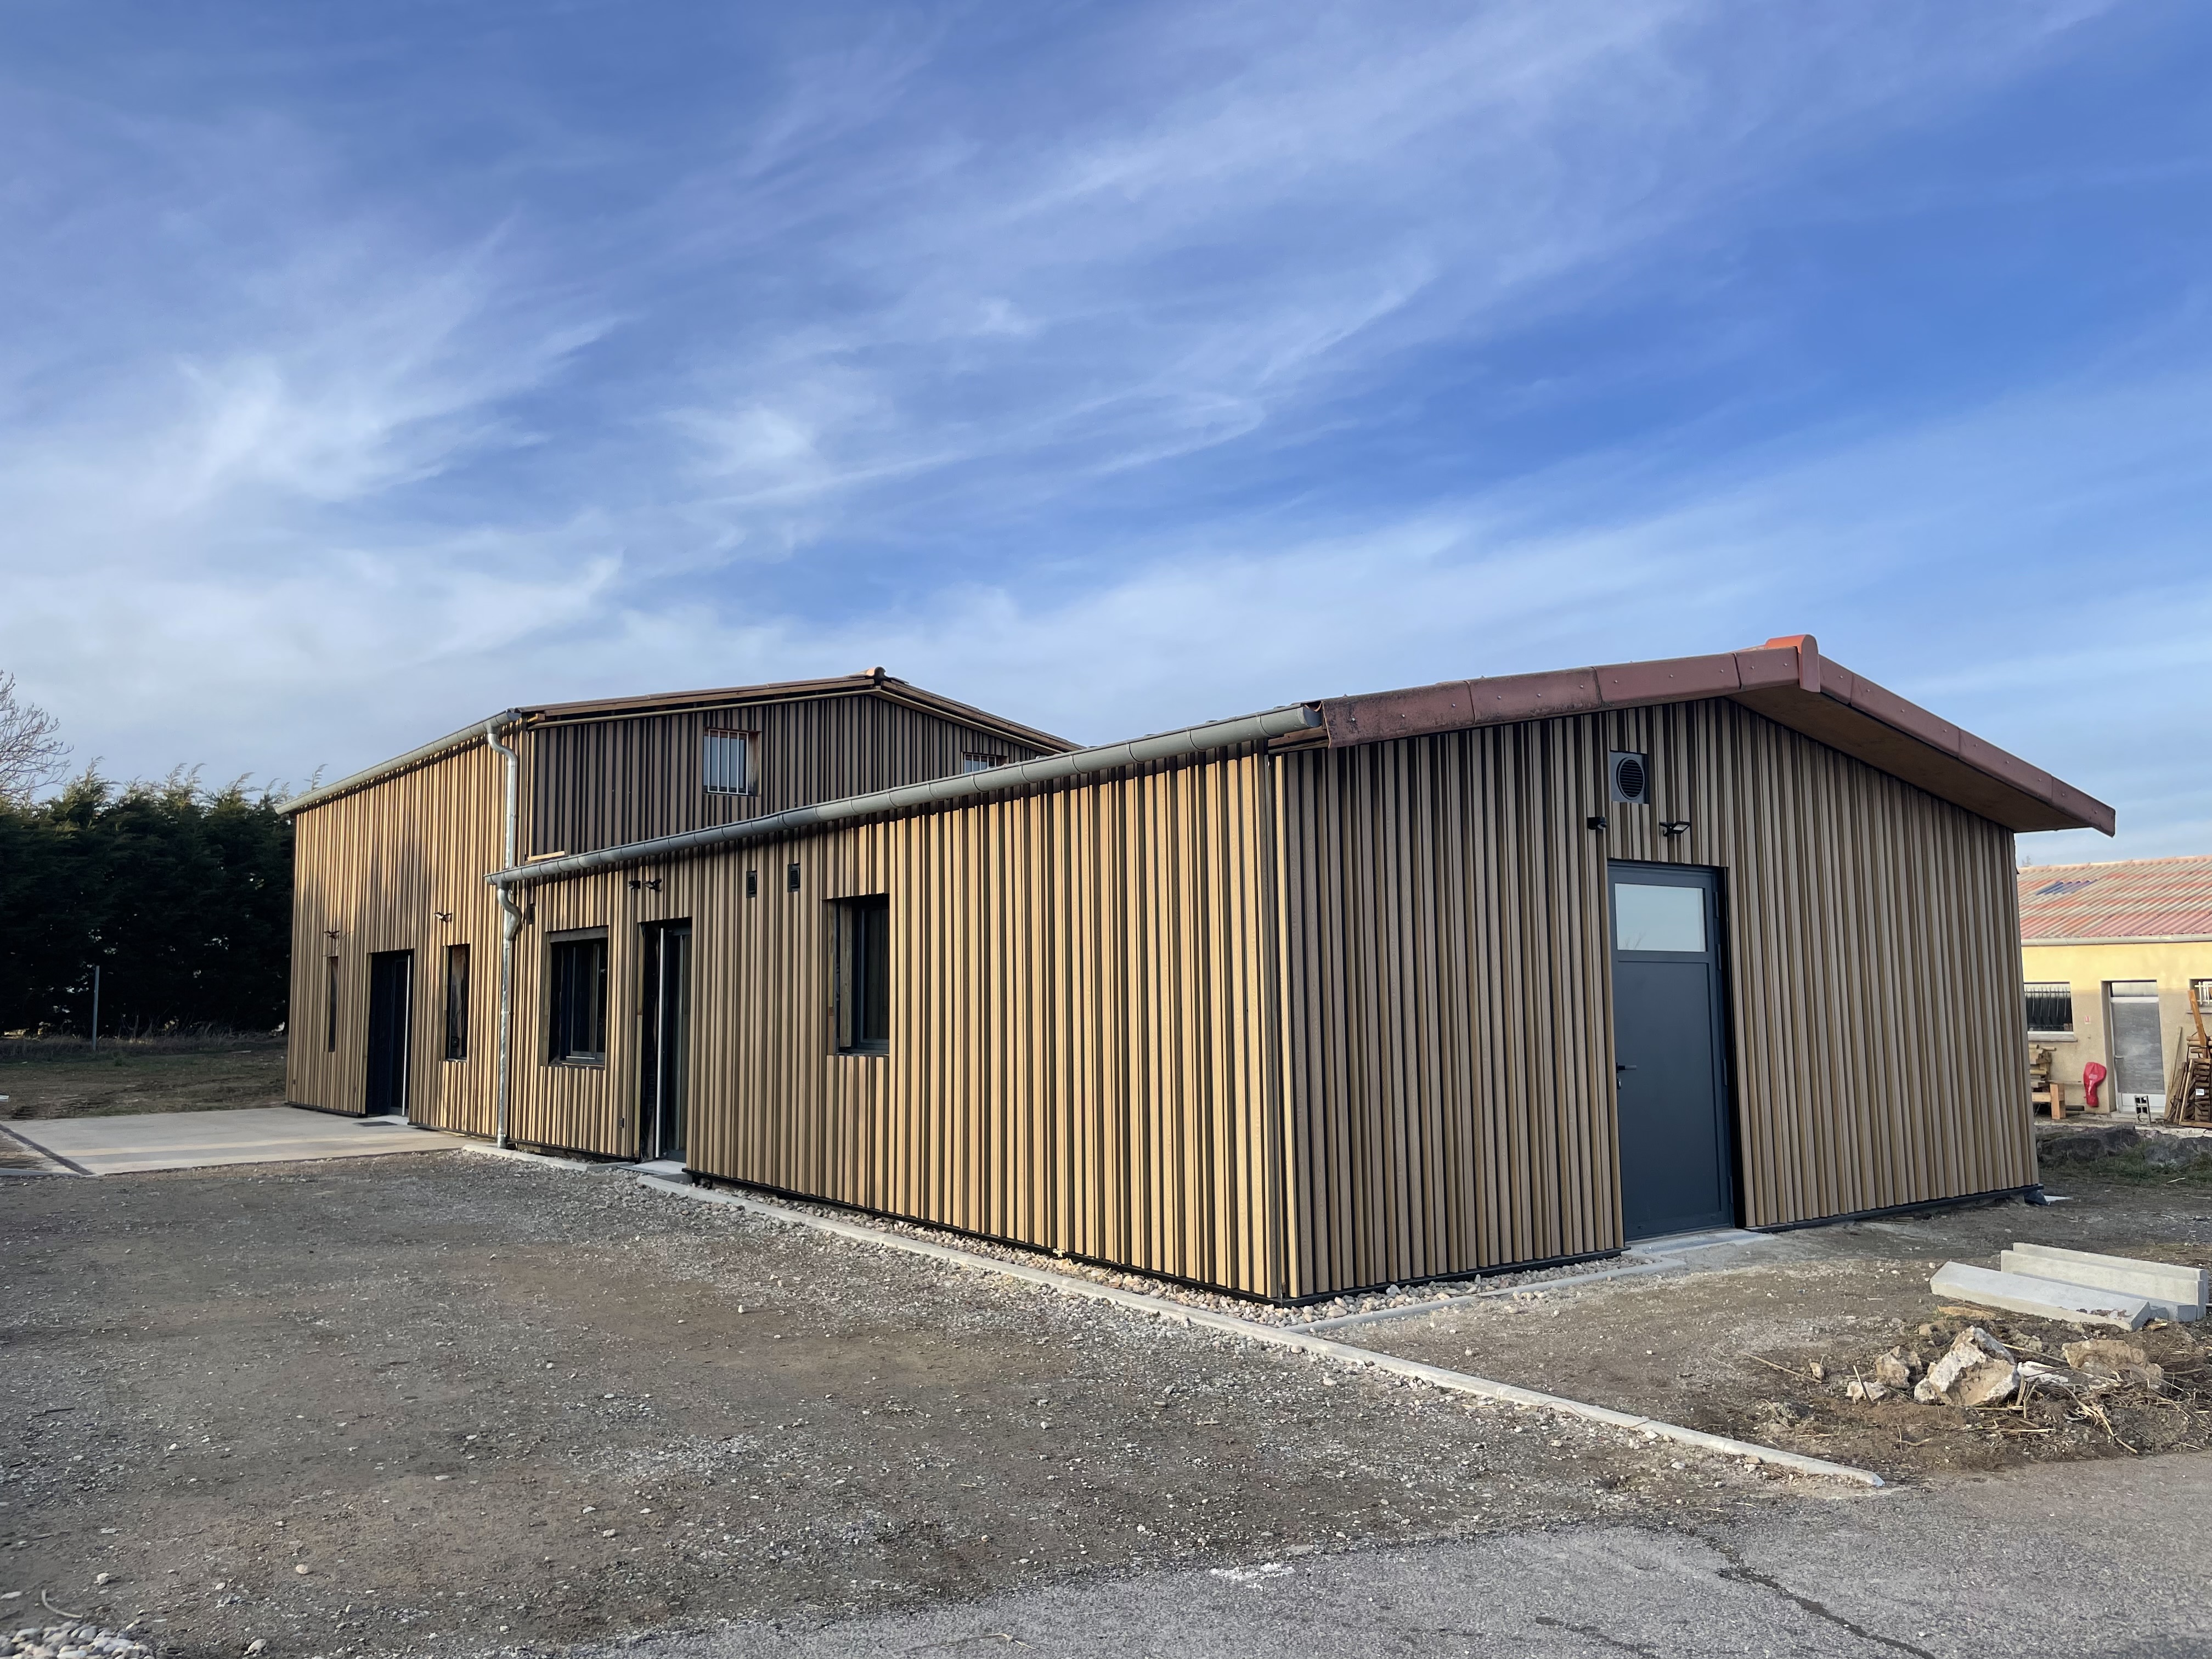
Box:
[1609,751,1650,805]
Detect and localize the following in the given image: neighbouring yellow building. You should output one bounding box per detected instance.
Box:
[2019,855,2212,1116]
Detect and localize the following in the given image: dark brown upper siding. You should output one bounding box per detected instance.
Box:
[1271,696,2035,1296]
[523,690,1058,858]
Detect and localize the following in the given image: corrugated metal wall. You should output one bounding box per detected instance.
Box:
[291,690,2035,1302]
[285,741,504,1135]
[1271,697,2034,1297]
[286,690,1040,1138]
[525,692,1053,857]
[511,748,1295,1294]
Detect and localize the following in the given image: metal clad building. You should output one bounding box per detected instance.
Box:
[283,636,2112,1300]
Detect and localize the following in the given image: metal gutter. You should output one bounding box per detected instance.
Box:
[488,703,1324,890]
[284,709,527,817]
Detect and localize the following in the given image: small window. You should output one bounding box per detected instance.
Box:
[325,957,340,1052]
[1614,883,1705,952]
[962,752,1008,775]
[2024,981,2073,1036]
[548,930,610,1065]
[834,896,891,1056]
[443,943,470,1060]
[745,869,758,899]
[704,729,759,797]
[2192,979,2212,1017]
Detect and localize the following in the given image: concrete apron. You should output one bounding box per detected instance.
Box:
[627,1171,1884,1490]
[3,1105,463,1177]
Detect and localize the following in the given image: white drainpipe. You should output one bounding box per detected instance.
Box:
[484,721,524,1148]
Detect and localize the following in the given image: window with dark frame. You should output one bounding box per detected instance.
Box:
[2192,979,2212,1018]
[962,751,1007,774]
[834,895,891,1056]
[443,943,470,1060]
[2024,981,2074,1036]
[325,957,339,1052]
[548,931,610,1065]
[703,729,760,797]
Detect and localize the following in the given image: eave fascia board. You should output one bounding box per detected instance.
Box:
[1317,636,2113,837]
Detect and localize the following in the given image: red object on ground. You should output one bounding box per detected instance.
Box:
[2082,1062,2107,1111]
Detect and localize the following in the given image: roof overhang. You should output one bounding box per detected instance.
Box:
[1319,634,2113,837]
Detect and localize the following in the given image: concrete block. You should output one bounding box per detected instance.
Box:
[2002,1244,2206,1322]
[1929,1262,2152,1331]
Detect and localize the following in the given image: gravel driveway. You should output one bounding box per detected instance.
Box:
[1,1153,1805,1657]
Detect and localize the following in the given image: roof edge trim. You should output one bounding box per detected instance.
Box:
[283,710,525,819]
[1317,636,2113,837]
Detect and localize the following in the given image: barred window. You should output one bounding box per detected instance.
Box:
[962,752,1008,775]
[704,729,759,797]
[2024,981,2073,1036]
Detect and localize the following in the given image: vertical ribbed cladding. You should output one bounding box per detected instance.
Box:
[506,744,1294,1296]
[523,692,1054,858]
[1271,718,1615,1299]
[284,741,505,1133]
[1272,696,2034,1299]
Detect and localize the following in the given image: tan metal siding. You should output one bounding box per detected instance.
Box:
[524,693,1052,857]
[521,749,1296,1296]
[1272,697,2034,1297]
[284,741,503,1133]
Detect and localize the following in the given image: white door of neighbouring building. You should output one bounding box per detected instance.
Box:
[2106,981,2165,1115]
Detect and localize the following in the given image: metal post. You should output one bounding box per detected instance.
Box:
[89,965,100,1053]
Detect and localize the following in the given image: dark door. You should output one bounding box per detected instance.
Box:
[1609,864,1735,1239]
[639,921,692,1161]
[364,951,414,1119]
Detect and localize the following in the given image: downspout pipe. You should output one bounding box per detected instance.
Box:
[484,721,524,1148]
[488,702,1324,891]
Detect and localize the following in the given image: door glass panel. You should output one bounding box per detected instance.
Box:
[1615,883,1706,953]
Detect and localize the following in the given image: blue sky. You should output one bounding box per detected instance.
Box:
[1,1,2204,859]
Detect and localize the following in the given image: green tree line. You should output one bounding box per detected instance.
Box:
[0,769,294,1035]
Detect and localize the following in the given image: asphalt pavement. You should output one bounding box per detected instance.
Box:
[600,1449,2212,1658]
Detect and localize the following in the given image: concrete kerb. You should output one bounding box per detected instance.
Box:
[1301,1260,1685,1333]
[634,1175,1886,1490]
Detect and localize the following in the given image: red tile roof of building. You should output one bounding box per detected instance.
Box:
[2017,855,2212,943]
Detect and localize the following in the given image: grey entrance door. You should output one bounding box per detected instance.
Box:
[2106,981,2164,1114]
[1609,864,1735,1239]
[364,951,413,1119]
[639,921,693,1161]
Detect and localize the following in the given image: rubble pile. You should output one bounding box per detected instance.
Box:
[1842,1324,2183,1412]
[3,1624,150,1659]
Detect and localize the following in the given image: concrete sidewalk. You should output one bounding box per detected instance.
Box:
[2,1105,463,1175]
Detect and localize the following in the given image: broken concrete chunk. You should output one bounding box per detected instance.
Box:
[2002,1244,2207,1320]
[1929,1262,2152,1331]
[1871,1348,1921,1389]
[2061,1338,2148,1372]
[1845,1378,1890,1402]
[1912,1326,2019,1407]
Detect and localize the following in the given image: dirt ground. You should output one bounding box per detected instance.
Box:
[0,1037,287,1126]
[1346,1169,2212,1482]
[1,1153,1813,1659]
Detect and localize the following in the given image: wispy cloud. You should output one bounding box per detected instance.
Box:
[0,0,2200,856]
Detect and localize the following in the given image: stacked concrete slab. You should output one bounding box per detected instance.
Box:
[1930,1245,2208,1331]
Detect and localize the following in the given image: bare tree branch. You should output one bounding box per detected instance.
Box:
[0,671,68,803]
